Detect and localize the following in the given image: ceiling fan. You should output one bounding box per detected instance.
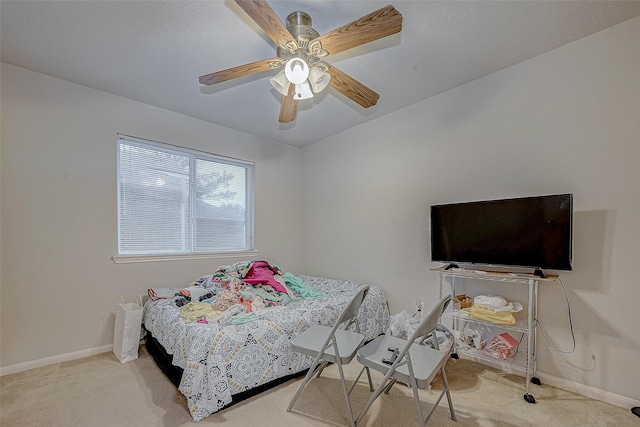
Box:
[199,0,402,123]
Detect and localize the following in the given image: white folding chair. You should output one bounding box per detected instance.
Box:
[354,295,456,426]
[287,285,373,427]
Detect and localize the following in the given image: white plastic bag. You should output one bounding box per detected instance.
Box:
[474,295,523,312]
[113,297,143,363]
[389,310,411,339]
[390,311,455,355]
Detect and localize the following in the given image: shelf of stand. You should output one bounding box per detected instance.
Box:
[434,265,558,404]
[454,345,529,375]
[443,306,530,334]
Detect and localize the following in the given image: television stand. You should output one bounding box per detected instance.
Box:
[434,265,558,404]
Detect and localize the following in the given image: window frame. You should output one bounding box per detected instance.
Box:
[112,134,257,264]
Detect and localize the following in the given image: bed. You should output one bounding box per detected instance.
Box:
[142,261,390,422]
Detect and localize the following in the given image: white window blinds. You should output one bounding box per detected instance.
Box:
[117,135,254,255]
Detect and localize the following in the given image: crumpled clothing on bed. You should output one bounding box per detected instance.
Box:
[179,302,223,323]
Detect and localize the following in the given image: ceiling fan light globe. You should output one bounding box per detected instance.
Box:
[269,70,291,96]
[294,81,314,100]
[284,57,310,85]
[309,67,331,93]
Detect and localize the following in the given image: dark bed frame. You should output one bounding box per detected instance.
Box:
[145,332,306,412]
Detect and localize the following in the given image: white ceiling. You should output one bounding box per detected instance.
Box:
[2,1,640,148]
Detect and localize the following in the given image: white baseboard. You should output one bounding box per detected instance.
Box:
[0,344,113,376]
[537,372,640,409]
[458,354,639,409]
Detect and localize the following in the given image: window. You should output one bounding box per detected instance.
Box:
[116,135,254,257]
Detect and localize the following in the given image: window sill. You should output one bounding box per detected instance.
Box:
[111,250,260,264]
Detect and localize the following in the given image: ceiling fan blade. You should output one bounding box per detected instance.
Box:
[314,5,402,56]
[279,85,298,123]
[327,66,379,108]
[234,0,293,45]
[199,57,282,85]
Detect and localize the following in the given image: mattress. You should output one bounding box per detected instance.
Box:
[143,275,390,422]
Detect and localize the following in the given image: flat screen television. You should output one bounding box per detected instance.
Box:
[430,194,573,275]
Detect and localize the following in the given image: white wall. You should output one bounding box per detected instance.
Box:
[0,64,303,367]
[300,17,640,404]
[2,14,639,407]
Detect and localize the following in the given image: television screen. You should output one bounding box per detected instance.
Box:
[430,194,573,271]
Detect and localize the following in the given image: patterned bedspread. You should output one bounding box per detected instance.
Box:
[143,275,390,422]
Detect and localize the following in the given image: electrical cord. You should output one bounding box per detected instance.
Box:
[535,274,576,354]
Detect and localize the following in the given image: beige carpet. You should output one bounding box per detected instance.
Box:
[1,346,636,427]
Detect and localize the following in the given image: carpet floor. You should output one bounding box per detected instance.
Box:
[1,346,637,426]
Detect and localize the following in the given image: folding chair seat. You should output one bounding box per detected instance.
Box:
[287,285,373,427]
[354,295,456,426]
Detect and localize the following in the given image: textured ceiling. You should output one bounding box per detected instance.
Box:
[2,1,640,147]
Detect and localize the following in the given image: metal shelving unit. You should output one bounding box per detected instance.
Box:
[434,265,558,404]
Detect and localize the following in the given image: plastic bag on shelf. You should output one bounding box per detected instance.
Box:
[470,294,523,325]
[484,332,521,360]
[454,322,490,351]
[473,295,523,312]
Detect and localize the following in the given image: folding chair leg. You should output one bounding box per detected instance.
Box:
[316,361,329,378]
[335,358,357,427]
[408,369,426,426]
[287,367,315,412]
[412,377,447,426]
[365,365,374,392]
[415,366,456,426]
[287,357,325,412]
[348,366,373,395]
[383,378,397,394]
[355,368,399,425]
[441,366,456,421]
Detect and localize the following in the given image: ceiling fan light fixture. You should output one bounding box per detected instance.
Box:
[284,57,310,84]
[269,70,290,96]
[309,66,331,93]
[294,81,314,100]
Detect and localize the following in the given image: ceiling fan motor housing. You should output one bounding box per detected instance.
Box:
[276,11,320,60]
[286,12,319,42]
